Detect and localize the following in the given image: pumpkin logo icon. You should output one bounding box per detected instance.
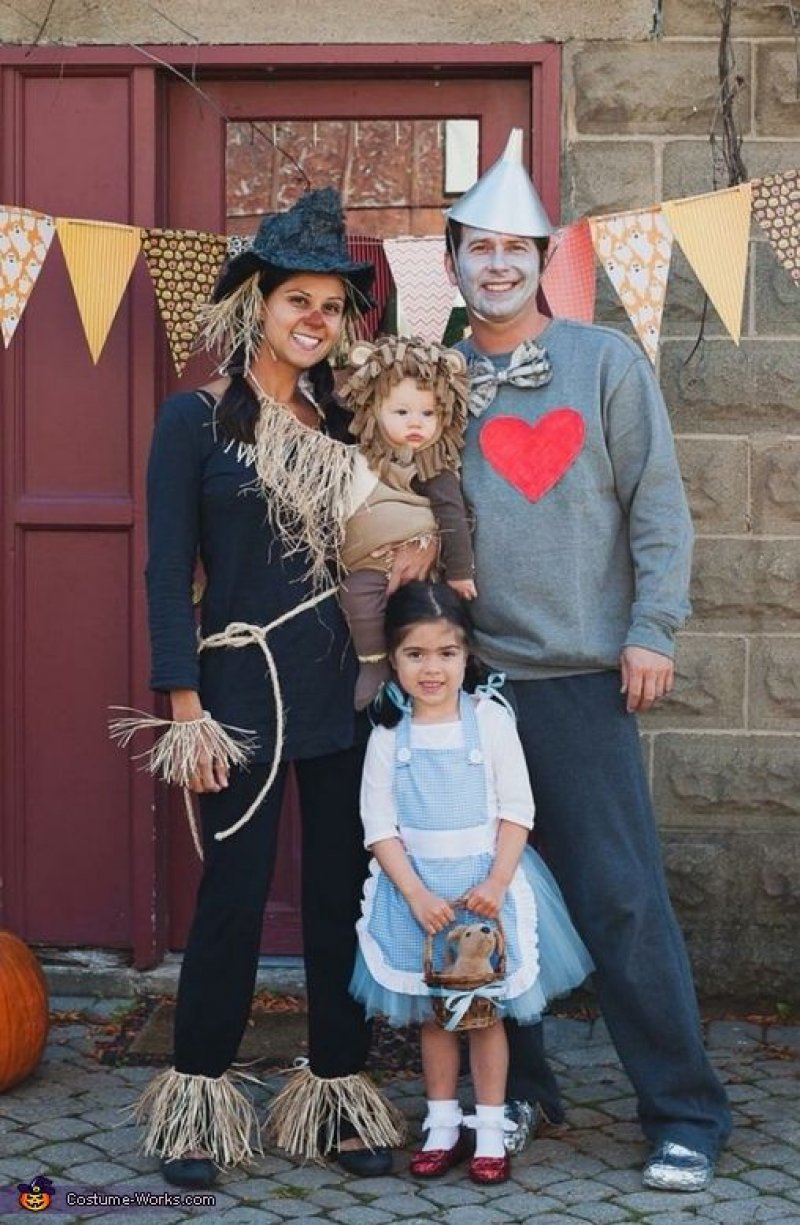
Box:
[17,1174,55,1211]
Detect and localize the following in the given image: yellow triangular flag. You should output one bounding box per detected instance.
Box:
[662,183,752,344]
[0,206,57,346]
[142,228,227,374]
[589,209,673,365]
[56,218,141,362]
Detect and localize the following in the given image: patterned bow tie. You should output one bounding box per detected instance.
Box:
[468,338,553,417]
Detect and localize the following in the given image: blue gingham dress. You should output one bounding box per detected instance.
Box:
[350,692,593,1027]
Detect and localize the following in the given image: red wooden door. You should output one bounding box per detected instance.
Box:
[164,73,535,953]
[0,66,159,958]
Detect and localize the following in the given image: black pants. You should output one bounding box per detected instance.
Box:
[174,745,371,1080]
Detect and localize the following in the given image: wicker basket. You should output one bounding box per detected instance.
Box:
[424,909,506,1032]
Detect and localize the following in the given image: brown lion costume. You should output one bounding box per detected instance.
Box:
[342,336,469,482]
[339,335,474,710]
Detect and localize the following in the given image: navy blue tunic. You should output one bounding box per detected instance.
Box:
[145,390,358,763]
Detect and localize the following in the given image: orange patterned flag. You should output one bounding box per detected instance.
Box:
[589,209,673,365]
[751,170,800,285]
[539,219,596,323]
[56,218,141,362]
[0,206,56,346]
[142,228,228,374]
[662,183,752,344]
[383,237,457,343]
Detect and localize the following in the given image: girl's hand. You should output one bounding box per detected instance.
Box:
[462,878,506,919]
[447,578,477,600]
[407,887,456,935]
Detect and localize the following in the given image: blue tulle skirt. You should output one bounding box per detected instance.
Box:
[350,846,594,1028]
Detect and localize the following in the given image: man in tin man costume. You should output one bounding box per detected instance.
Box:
[445,131,731,1192]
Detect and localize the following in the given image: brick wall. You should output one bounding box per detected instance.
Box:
[563,1,800,998]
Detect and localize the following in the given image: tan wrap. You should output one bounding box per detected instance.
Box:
[342,455,437,572]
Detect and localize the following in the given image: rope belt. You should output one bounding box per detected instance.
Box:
[184,586,337,856]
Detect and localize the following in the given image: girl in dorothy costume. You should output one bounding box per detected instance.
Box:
[351,581,593,1185]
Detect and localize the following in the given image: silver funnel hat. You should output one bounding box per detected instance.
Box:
[447,129,552,238]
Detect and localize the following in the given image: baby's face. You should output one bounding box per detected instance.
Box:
[376,377,439,451]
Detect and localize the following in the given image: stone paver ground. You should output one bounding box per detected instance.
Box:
[1,999,798,1224]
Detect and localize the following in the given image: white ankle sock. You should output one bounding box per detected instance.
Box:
[473,1104,506,1159]
[422,1098,462,1152]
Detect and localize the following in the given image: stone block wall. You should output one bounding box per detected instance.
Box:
[563,3,800,999]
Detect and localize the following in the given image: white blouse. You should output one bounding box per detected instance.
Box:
[360,696,535,848]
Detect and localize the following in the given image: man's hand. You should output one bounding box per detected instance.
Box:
[619,646,674,714]
[385,537,439,595]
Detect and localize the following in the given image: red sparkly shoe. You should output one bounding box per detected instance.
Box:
[409,1131,470,1178]
[469,1153,512,1185]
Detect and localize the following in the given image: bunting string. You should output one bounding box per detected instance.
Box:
[1,169,797,369]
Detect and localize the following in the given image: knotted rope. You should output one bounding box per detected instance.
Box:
[193,586,337,850]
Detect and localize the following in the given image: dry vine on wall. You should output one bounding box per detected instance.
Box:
[711,0,749,189]
[686,0,749,360]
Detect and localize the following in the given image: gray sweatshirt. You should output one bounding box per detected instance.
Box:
[459,318,693,679]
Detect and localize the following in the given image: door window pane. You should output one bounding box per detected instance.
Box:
[226,118,480,239]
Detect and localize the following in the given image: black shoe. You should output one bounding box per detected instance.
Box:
[333,1145,393,1177]
[160,1156,218,1189]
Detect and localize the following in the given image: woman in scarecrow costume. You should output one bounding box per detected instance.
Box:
[130,188,406,1189]
[340,336,475,709]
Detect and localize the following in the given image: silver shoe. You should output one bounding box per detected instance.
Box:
[642,1142,714,1192]
[503,1099,537,1155]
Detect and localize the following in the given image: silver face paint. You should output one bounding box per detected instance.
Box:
[454,227,542,325]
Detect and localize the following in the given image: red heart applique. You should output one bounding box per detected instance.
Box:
[479,409,586,501]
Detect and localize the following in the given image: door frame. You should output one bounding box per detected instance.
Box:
[0,43,561,221]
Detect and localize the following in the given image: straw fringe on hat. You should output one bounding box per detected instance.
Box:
[447,128,553,239]
[342,336,469,484]
[194,272,265,375]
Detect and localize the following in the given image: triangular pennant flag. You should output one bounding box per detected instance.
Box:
[539,218,596,323]
[662,183,752,344]
[56,218,141,362]
[751,170,800,285]
[142,228,228,374]
[0,206,56,346]
[383,236,457,343]
[589,208,673,365]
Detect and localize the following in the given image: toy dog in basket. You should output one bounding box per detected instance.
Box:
[424,908,507,1032]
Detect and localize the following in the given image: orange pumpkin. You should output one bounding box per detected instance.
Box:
[0,931,49,1092]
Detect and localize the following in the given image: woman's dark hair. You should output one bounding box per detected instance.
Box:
[373,580,487,727]
[215,267,344,445]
